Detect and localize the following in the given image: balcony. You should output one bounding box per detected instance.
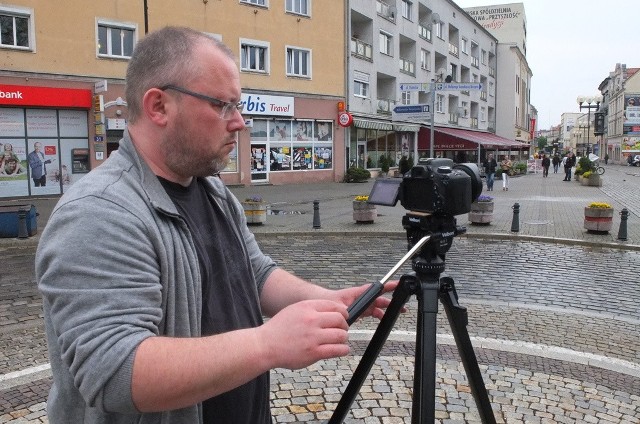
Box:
[377,98,396,114]
[488,66,495,77]
[471,56,479,68]
[480,91,487,101]
[449,113,459,124]
[471,118,478,129]
[376,0,395,22]
[448,43,459,57]
[351,38,373,61]
[399,58,415,76]
[418,25,432,42]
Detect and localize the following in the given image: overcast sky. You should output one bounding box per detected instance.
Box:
[454,0,637,130]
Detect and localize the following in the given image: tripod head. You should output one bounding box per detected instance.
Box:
[402,211,466,275]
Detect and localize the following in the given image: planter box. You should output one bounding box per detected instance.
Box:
[584,207,613,232]
[469,201,493,225]
[353,201,377,223]
[242,201,267,225]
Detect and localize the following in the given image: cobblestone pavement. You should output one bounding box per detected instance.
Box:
[1,164,639,423]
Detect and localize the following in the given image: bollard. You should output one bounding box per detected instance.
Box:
[510,202,520,233]
[617,208,629,241]
[313,200,321,229]
[17,209,29,239]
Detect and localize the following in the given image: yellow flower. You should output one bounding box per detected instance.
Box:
[587,202,612,209]
[354,195,369,202]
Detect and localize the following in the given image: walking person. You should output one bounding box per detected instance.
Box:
[541,154,550,177]
[604,153,609,165]
[483,153,497,191]
[563,152,576,181]
[36,26,396,424]
[552,154,560,173]
[500,155,512,190]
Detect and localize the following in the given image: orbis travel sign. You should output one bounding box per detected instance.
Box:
[0,84,92,108]
[241,94,294,117]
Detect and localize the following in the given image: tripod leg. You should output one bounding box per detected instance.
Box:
[329,274,418,424]
[412,276,440,424]
[439,277,497,424]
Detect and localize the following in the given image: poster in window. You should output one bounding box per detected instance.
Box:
[27,139,61,196]
[271,120,291,141]
[0,139,29,197]
[59,110,89,137]
[269,146,291,171]
[314,147,333,169]
[223,145,238,172]
[250,119,268,141]
[26,109,58,137]
[0,108,25,137]
[294,121,313,141]
[292,146,312,170]
[315,121,333,141]
[251,145,267,173]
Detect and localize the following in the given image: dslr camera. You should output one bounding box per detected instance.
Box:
[368,158,482,216]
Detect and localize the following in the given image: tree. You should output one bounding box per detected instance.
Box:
[536,136,548,151]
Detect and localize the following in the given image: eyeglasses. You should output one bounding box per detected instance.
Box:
[159,84,244,120]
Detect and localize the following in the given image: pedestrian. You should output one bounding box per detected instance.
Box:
[500,155,512,191]
[36,26,396,424]
[483,153,497,191]
[563,152,576,181]
[552,154,560,173]
[541,154,550,177]
[604,153,609,165]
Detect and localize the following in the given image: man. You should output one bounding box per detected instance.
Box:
[563,152,575,181]
[37,27,395,423]
[541,154,550,178]
[27,142,52,186]
[482,153,497,191]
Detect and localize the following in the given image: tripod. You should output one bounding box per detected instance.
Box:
[329,212,496,424]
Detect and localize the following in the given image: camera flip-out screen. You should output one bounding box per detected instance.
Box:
[368,179,401,206]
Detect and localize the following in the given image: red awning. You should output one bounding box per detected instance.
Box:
[418,127,529,151]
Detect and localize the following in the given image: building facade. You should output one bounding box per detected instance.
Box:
[463,3,533,146]
[0,0,346,199]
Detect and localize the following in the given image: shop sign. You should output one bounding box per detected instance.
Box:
[240,93,294,117]
[0,84,92,108]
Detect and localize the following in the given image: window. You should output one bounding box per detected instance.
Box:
[286,0,309,15]
[379,31,392,56]
[480,106,486,121]
[241,39,269,73]
[354,80,369,98]
[401,91,411,105]
[461,101,468,117]
[420,49,430,71]
[436,94,444,113]
[401,0,412,21]
[461,38,468,55]
[434,21,443,39]
[489,81,494,97]
[286,47,311,78]
[0,6,32,49]
[481,49,487,65]
[97,21,135,58]
[241,0,267,6]
[515,75,520,93]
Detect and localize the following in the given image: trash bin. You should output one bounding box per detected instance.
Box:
[0,205,38,238]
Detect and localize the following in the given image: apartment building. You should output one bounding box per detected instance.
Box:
[347,0,526,170]
[0,0,345,199]
[463,3,533,146]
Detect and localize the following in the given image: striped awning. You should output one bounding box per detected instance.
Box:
[353,119,393,130]
[393,123,421,132]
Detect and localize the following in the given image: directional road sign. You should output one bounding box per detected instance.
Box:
[435,82,483,91]
[392,104,431,123]
[399,83,431,92]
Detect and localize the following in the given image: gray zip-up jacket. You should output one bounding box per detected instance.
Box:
[36,130,276,423]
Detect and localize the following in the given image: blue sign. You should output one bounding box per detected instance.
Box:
[393,105,429,114]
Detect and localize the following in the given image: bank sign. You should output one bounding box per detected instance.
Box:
[0,84,92,108]
[241,93,294,117]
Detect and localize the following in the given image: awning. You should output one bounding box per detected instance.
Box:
[393,123,421,132]
[418,127,529,151]
[353,119,393,131]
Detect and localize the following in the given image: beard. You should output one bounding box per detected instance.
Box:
[161,117,232,178]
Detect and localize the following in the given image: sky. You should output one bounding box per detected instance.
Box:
[453,0,638,130]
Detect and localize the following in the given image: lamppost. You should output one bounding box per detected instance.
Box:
[577,96,602,158]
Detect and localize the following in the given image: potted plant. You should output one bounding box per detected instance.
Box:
[352,195,376,223]
[343,166,371,183]
[469,194,494,224]
[378,155,390,177]
[242,195,267,225]
[584,202,613,233]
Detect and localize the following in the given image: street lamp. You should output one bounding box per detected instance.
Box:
[577,95,602,158]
